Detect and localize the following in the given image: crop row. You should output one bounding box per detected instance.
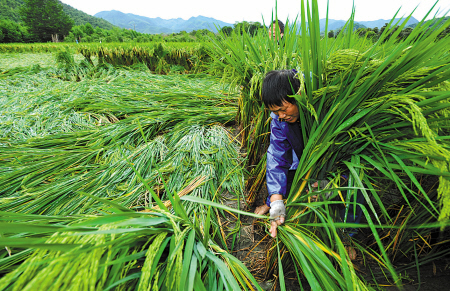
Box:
[0,42,211,74]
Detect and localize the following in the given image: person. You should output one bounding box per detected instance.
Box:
[269,20,284,41]
[254,70,363,258]
[254,69,302,238]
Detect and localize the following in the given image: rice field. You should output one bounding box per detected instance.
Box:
[1,1,450,289]
[0,51,259,290]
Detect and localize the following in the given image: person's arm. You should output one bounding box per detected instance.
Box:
[266,117,293,203]
[266,116,292,237]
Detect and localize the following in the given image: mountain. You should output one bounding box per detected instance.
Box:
[60,3,117,29]
[0,0,116,30]
[316,17,418,32]
[319,19,348,32]
[356,17,419,29]
[407,16,450,29]
[94,10,233,34]
[0,0,24,22]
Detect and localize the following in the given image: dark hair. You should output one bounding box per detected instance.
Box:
[262,70,300,107]
[271,20,285,34]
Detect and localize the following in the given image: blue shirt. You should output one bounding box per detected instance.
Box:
[266,111,304,200]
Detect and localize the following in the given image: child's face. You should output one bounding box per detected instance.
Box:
[268,100,299,123]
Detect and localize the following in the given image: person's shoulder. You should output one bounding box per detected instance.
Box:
[270,112,279,120]
[270,112,289,131]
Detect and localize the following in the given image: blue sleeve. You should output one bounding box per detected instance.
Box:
[266,117,293,203]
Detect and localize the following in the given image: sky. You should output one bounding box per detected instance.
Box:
[59,0,450,24]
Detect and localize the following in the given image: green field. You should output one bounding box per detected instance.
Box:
[1,4,450,290]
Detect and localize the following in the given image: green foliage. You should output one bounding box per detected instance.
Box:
[20,0,74,42]
[233,21,265,36]
[0,0,115,32]
[220,26,233,36]
[0,19,30,43]
[1,1,449,290]
[0,56,248,289]
[0,0,24,22]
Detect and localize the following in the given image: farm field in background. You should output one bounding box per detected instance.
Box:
[0,42,210,74]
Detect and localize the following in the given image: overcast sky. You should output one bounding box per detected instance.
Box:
[60,0,450,24]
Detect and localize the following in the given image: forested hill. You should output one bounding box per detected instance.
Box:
[408,16,450,29]
[94,10,233,34]
[0,0,117,30]
[60,2,116,29]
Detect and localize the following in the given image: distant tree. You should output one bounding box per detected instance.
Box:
[356,28,366,37]
[71,25,84,41]
[84,23,95,35]
[373,27,379,34]
[233,21,263,36]
[221,26,233,36]
[399,27,413,40]
[437,25,450,40]
[0,19,29,43]
[436,17,450,40]
[366,30,376,39]
[327,30,334,38]
[379,23,389,36]
[248,22,264,36]
[233,21,249,35]
[20,0,74,42]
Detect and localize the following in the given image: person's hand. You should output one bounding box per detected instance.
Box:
[269,199,285,237]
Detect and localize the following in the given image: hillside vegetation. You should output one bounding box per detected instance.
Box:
[0,0,116,30]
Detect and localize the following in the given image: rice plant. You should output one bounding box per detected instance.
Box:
[0,191,262,291]
[0,54,246,275]
[207,0,450,289]
[78,42,210,74]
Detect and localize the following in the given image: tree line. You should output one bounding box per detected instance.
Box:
[328,17,450,41]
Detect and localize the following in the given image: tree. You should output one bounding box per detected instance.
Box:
[20,0,74,42]
[399,27,413,40]
[221,26,233,36]
[0,19,27,43]
[83,23,95,35]
[327,30,334,38]
[248,22,264,36]
[233,21,250,35]
[71,25,85,41]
